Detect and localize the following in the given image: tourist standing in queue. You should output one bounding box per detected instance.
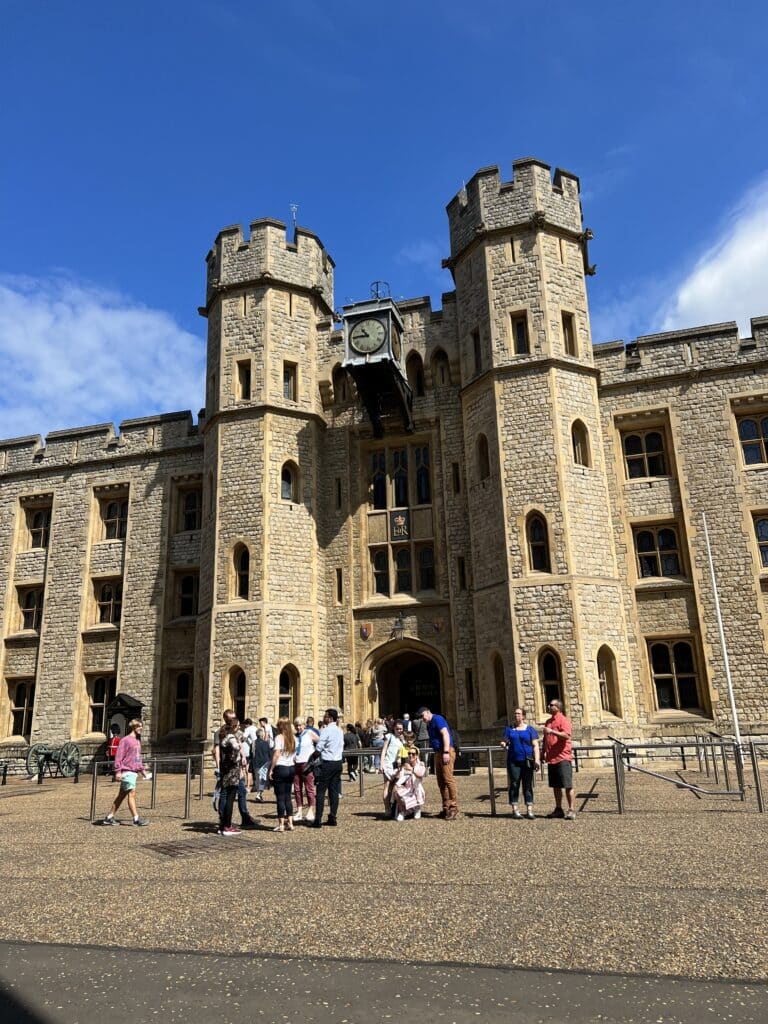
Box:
[102,719,149,826]
[344,723,362,782]
[370,717,386,769]
[501,707,540,819]
[216,710,247,836]
[416,707,459,820]
[268,717,296,832]
[542,699,575,820]
[379,720,406,817]
[250,727,271,800]
[312,708,344,828]
[293,716,317,822]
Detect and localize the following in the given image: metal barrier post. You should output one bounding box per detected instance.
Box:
[184,757,192,819]
[695,737,702,773]
[750,740,764,813]
[487,747,497,817]
[150,758,158,810]
[721,742,731,791]
[680,744,687,771]
[574,747,580,773]
[359,753,364,797]
[198,754,205,801]
[734,742,745,801]
[90,757,99,821]
[612,742,625,814]
[711,741,720,785]
[1,763,7,786]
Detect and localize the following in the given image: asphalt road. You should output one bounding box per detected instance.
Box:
[1,941,767,1024]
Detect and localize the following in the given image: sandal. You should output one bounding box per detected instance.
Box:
[273,823,285,832]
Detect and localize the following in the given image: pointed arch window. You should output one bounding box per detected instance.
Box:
[393,449,409,508]
[648,639,700,711]
[493,654,508,722]
[332,365,349,403]
[229,667,246,722]
[527,514,551,573]
[406,353,425,397]
[89,674,116,733]
[371,451,386,510]
[281,461,299,502]
[279,666,300,719]
[20,588,44,631]
[571,420,590,467]
[234,545,250,600]
[96,581,122,625]
[372,548,390,596]
[539,649,563,708]
[477,434,490,481]
[432,349,451,387]
[415,446,431,505]
[9,680,35,739]
[597,645,621,717]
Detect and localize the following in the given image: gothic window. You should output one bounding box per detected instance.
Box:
[101,497,128,540]
[511,314,529,355]
[173,671,192,730]
[493,654,508,722]
[179,488,202,532]
[371,451,387,510]
[20,588,44,631]
[283,362,297,401]
[178,573,199,617]
[634,525,682,579]
[394,548,412,594]
[236,359,251,400]
[229,667,246,722]
[738,416,768,465]
[332,365,348,403]
[279,666,299,720]
[417,546,435,591]
[89,675,116,733]
[539,649,563,709]
[27,506,51,549]
[9,680,35,739]
[415,446,431,505]
[406,353,425,397]
[471,330,482,373]
[96,581,123,625]
[233,544,250,600]
[754,516,768,568]
[597,645,621,717]
[372,548,390,596]
[281,461,299,502]
[393,449,409,507]
[526,513,551,573]
[571,420,590,467]
[648,639,701,711]
[477,434,490,481]
[432,349,451,387]
[622,430,667,479]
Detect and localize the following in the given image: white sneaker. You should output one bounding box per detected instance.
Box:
[396,812,405,822]
[294,808,303,821]
[306,808,315,822]
[414,810,422,820]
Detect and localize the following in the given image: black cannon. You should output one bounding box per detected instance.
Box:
[25,742,80,779]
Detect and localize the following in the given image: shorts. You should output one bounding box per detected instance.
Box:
[119,771,138,792]
[547,761,573,789]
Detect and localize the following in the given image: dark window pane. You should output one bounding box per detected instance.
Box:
[744,443,763,465]
[658,528,678,550]
[660,553,681,576]
[627,457,645,479]
[639,555,659,577]
[647,453,666,476]
[739,418,758,441]
[756,519,768,542]
[645,431,663,453]
[673,642,694,674]
[677,676,698,708]
[650,643,671,675]
[655,681,675,708]
[542,653,559,682]
[624,434,643,455]
[636,531,654,552]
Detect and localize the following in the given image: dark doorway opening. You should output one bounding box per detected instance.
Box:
[377,653,441,718]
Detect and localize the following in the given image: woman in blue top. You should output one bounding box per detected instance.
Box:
[501,707,540,819]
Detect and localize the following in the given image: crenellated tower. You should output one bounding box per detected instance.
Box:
[445,158,634,734]
[196,219,335,733]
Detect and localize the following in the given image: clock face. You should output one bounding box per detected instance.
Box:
[349,317,387,354]
[391,327,402,361]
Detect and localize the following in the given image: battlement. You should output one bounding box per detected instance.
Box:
[205,218,334,312]
[594,315,768,388]
[0,411,201,476]
[446,157,582,260]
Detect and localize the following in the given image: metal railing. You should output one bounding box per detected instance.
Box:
[88,754,206,822]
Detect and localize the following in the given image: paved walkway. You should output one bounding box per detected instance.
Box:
[1,766,767,1021]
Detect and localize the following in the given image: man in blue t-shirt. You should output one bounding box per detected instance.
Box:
[416,706,459,820]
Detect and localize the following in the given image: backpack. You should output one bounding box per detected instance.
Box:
[450,726,462,756]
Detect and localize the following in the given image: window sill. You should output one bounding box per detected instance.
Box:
[624,476,675,485]
[355,594,447,611]
[0,735,30,748]
[4,630,40,643]
[173,529,201,538]
[744,463,768,472]
[82,624,120,636]
[165,616,198,628]
[634,578,691,592]
[648,710,711,725]
[72,732,109,744]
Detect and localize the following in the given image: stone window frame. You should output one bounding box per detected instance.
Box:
[175,481,203,534]
[170,669,193,732]
[280,461,300,503]
[232,544,250,602]
[174,570,200,619]
[632,522,685,581]
[509,310,530,356]
[619,426,669,481]
[332,364,350,404]
[18,586,44,632]
[537,646,565,715]
[646,637,704,714]
[21,495,53,550]
[476,434,491,482]
[283,361,298,402]
[278,664,300,720]
[7,677,35,740]
[752,513,768,571]
[95,578,123,626]
[228,666,247,722]
[525,511,552,574]
[571,419,591,467]
[430,348,452,388]
[406,351,425,397]
[235,357,252,401]
[561,309,578,358]
[596,645,621,718]
[98,491,129,541]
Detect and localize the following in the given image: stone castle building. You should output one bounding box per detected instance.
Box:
[2,155,767,758]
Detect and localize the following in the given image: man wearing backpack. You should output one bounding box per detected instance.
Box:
[416,706,459,821]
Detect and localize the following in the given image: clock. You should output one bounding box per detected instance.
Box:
[349,317,387,355]
[391,325,402,361]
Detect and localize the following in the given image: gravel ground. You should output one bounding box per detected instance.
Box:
[1,765,767,982]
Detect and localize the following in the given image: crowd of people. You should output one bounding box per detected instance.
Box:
[100,701,576,829]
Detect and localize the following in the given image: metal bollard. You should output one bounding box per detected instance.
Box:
[90,757,99,822]
[695,736,703,774]
[711,741,720,785]
[486,746,497,817]
[198,754,205,801]
[358,753,364,797]
[1,763,7,786]
[721,743,731,791]
[680,744,687,771]
[734,742,745,801]
[750,740,764,814]
[150,758,158,810]
[184,757,192,820]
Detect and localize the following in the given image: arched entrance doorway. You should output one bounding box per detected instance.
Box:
[376,650,441,718]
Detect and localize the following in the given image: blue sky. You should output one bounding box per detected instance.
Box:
[2,0,767,438]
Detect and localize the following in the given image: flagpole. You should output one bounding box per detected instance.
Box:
[701,512,742,747]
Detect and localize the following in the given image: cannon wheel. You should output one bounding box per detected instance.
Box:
[26,743,48,777]
[58,742,80,777]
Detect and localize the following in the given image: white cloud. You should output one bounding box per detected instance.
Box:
[0,274,205,440]
[659,175,768,336]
